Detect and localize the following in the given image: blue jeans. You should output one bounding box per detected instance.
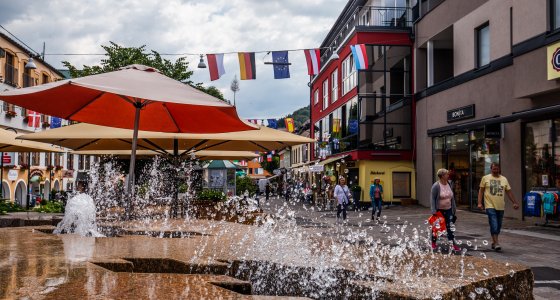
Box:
[372,198,382,217]
[432,209,455,243]
[486,208,504,235]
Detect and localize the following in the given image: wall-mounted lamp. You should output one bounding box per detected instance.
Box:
[25,57,37,70]
[197,54,206,68]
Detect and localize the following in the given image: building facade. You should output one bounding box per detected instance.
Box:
[0,32,96,206]
[414,0,560,220]
[310,0,418,204]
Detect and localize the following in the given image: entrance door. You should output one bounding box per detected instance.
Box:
[445,133,469,207]
[469,131,500,210]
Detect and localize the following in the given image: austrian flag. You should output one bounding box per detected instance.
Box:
[206,54,225,81]
[350,44,369,70]
[304,49,321,75]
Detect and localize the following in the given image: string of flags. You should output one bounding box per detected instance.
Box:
[201,44,369,81]
[246,117,295,132]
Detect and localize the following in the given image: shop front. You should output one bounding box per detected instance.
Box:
[356,160,415,206]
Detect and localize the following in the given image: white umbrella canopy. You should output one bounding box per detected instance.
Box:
[71,150,259,161]
[0,129,64,153]
[18,123,315,153]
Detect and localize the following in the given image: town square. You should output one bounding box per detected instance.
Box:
[0,0,559,299]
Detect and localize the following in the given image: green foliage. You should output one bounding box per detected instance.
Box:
[0,200,25,213]
[260,155,279,174]
[236,175,257,196]
[33,200,64,213]
[195,85,230,103]
[277,105,310,129]
[198,189,226,201]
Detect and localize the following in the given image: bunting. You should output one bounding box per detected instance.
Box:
[207,53,225,81]
[285,117,295,133]
[27,110,41,128]
[304,49,321,75]
[267,119,278,129]
[272,51,290,79]
[50,117,62,129]
[350,44,369,70]
[238,52,256,80]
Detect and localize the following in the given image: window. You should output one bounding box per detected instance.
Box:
[322,79,329,109]
[42,73,49,84]
[314,89,319,105]
[342,55,357,95]
[31,153,40,166]
[331,69,338,102]
[476,23,490,67]
[553,0,560,30]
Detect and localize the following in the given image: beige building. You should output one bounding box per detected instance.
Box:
[414,0,560,221]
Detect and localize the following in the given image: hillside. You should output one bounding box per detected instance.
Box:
[277,105,310,129]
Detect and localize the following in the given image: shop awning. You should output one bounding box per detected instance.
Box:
[319,154,349,166]
[428,104,560,136]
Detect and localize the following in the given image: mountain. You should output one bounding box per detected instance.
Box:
[277,105,310,129]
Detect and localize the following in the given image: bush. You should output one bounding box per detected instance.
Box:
[0,200,25,212]
[236,175,257,197]
[33,200,64,213]
[198,189,226,201]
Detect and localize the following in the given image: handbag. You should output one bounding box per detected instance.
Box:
[428,211,447,238]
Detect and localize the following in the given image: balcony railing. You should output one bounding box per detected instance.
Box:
[3,63,18,87]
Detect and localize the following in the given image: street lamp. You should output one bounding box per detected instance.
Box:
[197,54,207,68]
[24,57,37,70]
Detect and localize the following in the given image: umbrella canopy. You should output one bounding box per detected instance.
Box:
[0,129,63,153]
[71,150,259,161]
[0,65,254,133]
[18,123,315,153]
[204,160,239,169]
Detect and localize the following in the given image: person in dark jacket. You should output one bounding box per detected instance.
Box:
[430,168,460,252]
[265,182,271,201]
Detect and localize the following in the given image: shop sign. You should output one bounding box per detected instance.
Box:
[370,171,385,175]
[1,152,15,166]
[7,169,18,181]
[484,123,502,138]
[447,105,475,123]
[309,165,324,172]
[62,170,74,178]
[547,41,560,80]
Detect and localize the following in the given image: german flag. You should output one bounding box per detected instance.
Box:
[238,52,256,80]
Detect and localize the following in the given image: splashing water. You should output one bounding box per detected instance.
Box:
[54,193,103,237]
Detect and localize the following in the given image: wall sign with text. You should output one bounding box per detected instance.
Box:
[447,104,475,123]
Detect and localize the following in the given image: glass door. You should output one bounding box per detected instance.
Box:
[469,130,500,210]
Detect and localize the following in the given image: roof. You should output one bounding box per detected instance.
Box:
[205,160,238,169]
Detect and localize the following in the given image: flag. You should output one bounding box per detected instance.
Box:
[350,44,369,70]
[238,52,256,80]
[247,119,259,124]
[27,110,40,128]
[50,117,62,129]
[304,49,321,75]
[267,119,278,129]
[349,120,358,134]
[332,118,341,133]
[272,51,290,79]
[285,118,295,133]
[207,53,225,81]
[267,154,272,162]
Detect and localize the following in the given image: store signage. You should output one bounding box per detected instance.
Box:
[370,171,385,175]
[484,123,502,138]
[309,165,324,172]
[447,105,475,122]
[1,152,15,166]
[7,170,18,181]
[547,41,560,80]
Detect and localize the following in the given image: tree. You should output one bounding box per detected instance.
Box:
[230,75,240,106]
[194,84,230,104]
[260,155,279,174]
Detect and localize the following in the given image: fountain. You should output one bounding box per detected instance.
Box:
[0,156,534,299]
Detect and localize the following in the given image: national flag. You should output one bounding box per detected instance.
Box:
[238,52,256,80]
[304,49,321,75]
[272,51,290,79]
[207,53,225,81]
[267,154,272,162]
[349,120,358,134]
[267,119,278,129]
[247,119,259,124]
[332,118,341,133]
[350,44,369,70]
[285,117,295,133]
[27,110,41,128]
[50,117,62,129]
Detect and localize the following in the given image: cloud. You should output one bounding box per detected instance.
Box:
[0,0,346,118]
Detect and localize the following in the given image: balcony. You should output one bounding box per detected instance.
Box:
[3,63,18,87]
[321,6,414,66]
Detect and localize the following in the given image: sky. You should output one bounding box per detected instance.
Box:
[0,0,348,119]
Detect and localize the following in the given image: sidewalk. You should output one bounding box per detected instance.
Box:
[260,197,560,299]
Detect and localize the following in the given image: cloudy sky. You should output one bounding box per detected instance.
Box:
[0,0,347,119]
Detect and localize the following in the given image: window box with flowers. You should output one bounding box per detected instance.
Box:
[46,165,54,171]
[5,111,17,118]
[19,163,29,169]
[55,165,63,171]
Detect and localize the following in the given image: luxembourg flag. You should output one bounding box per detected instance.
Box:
[350,44,369,70]
[304,49,321,75]
[206,53,225,81]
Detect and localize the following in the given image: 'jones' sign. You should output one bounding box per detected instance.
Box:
[447,104,475,123]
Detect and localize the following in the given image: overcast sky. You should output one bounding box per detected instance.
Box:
[0,0,347,119]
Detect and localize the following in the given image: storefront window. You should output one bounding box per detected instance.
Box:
[524,120,554,191]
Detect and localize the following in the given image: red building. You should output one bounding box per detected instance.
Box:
[310,0,418,203]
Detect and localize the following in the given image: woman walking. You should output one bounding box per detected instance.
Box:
[369,178,383,221]
[431,168,460,251]
[334,177,352,222]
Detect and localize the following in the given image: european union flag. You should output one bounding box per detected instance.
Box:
[50,117,62,129]
[349,120,358,134]
[267,119,278,129]
[272,51,290,79]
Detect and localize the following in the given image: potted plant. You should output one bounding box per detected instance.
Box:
[5,110,17,118]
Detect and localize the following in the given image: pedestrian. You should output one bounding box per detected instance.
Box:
[431,168,460,251]
[334,176,351,221]
[369,178,383,221]
[265,182,271,201]
[477,162,520,251]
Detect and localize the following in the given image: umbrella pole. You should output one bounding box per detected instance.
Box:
[172,138,179,218]
[126,104,142,219]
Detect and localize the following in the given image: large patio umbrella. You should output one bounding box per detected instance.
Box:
[18,123,315,153]
[71,150,259,161]
[0,65,255,192]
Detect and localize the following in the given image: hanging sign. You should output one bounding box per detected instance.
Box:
[309,165,324,172]
[547,41,560,80]
[8,170,18,181]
